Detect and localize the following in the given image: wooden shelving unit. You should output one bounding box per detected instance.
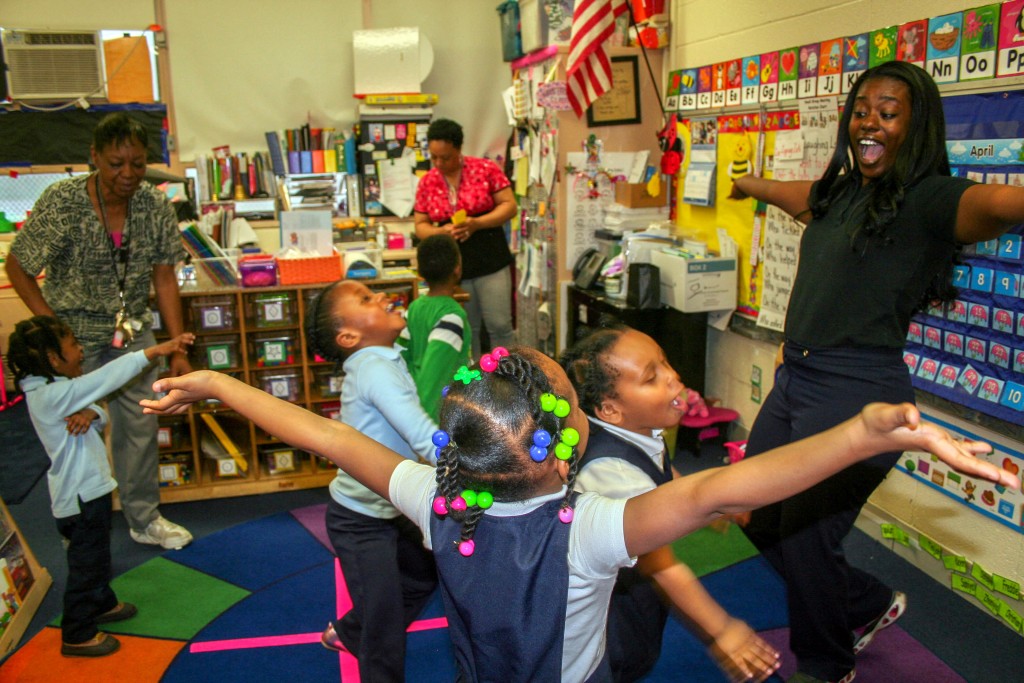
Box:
[153,276,418,504]
[0,496,52,658]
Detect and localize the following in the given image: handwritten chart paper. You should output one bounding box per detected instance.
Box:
[757,205,804,331]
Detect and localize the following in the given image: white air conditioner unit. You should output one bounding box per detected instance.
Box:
[2,29,107,101]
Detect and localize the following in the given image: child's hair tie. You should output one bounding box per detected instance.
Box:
[479,346,510,372]
[454,365,481,384]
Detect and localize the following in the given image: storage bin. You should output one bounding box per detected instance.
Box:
[320,400,341,421]
[277,253,341,285]
[260,446,300,475]
[195,335,240,370]
[157,456,192,487]
[258,370,301,402]
[191,296,236,331]
[314,367,345,396]
[253,291,296,327]
[239,254,279,287]
[252,331,298,368]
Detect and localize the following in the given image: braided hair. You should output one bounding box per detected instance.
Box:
[558,323,627,417]
[304,281,347,367]
[8,316,74,385]
[433,348,580,553]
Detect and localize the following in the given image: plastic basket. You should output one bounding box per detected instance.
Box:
[277,254,342,285]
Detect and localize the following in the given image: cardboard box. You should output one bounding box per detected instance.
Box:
[650,249,737,313]
[614,181,667,209]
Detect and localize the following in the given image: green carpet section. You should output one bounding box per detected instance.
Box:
[53,556,251,640]
[671,524,759,577]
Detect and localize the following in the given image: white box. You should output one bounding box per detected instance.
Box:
[651,250,737,313]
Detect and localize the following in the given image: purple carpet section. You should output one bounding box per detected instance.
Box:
[761,626,966,682]
[290,503,330,550]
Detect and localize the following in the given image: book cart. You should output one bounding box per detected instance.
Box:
[151,275,418,504]
[0,496,52,658]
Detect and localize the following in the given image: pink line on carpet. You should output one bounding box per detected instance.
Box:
[333,557,361,680]
[186,553,449,683]
[191,632,322,653]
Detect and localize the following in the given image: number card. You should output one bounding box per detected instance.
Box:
[953,265,972,289]
[967,303,990,328]
[1006,381,1024,412]
[903,352,921,373]
[907,321,923,343]
[966,336,988,362]
[978,376,1004,402]
[971,266,994,293]
[989,342,1011,368]
[947,299,968,323]
[995,272,1019,298]
[999,234,1022,260]
[936,363,961,388]
[944,331,965,355]
[958,365,981,394]
[923,325,942,350]
[916,357,939,381]
[993,308,1015,333]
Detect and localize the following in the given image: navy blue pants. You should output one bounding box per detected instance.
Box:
[743,343,913,681]
[56,493,118,644]
[326,499,437,682]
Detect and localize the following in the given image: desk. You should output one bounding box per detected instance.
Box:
[567,286,706,394]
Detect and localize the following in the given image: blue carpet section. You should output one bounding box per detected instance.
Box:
[165,510,334,591]
[642,556,789,682]
[0,397,50,504]
[160,508,457,683]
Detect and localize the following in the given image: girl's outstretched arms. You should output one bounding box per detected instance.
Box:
[623,402,1018,557]
[142,371,405,499]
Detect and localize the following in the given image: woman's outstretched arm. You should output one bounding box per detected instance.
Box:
[729,176,814,222]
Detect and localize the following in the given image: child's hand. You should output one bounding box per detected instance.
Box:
[64,409,99,436]
[141,370,217,415]
[708,617,781,683]
[861,403,1020,489]
[145,333,196,363]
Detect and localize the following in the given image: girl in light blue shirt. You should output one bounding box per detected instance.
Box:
[9,315,192,658]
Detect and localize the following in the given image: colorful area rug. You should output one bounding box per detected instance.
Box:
[0,505,966,682]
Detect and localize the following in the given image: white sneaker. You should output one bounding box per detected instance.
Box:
[129,516,193,550]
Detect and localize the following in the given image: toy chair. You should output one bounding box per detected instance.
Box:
[677,390,739,459]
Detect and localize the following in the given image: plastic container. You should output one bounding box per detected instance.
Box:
[239,254,278,287]
[191,296,236,331]
[258,370,301,401]
[319,400,341,421]
[314,367,345,396]
[195,335,240,370]
[260,446,300,475]
[251,331,298,368]
[253,291,296,327]
[277,253,341,285]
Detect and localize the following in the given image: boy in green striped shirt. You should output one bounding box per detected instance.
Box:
[399,234,472,420]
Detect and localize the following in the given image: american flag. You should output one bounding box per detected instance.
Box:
[566,0,629,118]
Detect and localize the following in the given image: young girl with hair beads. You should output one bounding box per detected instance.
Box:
[142,346,1017,683]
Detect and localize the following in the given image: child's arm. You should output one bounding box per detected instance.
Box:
[143,371,405,498]
[64,408,101,436]
[144,333,195,363]
[640,548,779,682]
[623,403,1018,557]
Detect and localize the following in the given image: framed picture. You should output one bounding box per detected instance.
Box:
[586,55,641,127]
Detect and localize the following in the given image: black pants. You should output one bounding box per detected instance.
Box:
[743,344,912,681]
[326,499,437,682]
[55,493,118,644]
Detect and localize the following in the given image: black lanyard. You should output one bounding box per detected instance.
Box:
[95,173,131,301]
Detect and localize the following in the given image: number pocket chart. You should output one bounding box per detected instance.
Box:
[903,91,1024,425]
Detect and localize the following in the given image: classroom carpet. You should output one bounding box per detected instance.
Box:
[0,505,966,682]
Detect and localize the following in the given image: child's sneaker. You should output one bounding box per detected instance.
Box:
[130,516,193,549]
[853,590,906,654]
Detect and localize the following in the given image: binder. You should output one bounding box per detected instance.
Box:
[324,149,338,173]
[264,131,287,175]
[200,414,249,472]
[299,150,313,173]
[287,151,300,174]
[312,149,325,173]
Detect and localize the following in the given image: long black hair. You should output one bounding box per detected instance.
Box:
[811,61,958,306]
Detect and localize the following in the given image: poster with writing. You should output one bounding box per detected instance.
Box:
[757,205,804,331]
[795,97,839,180]
[563,151,615,270]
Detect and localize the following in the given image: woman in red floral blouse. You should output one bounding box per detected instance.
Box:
[414,118,517,358]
